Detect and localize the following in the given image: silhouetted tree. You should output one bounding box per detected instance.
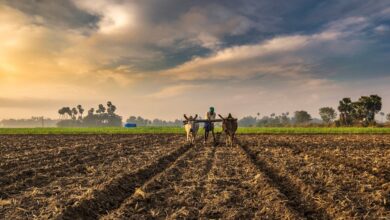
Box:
[71,107,78,120]
[96,104,106,114]
[88,108,94,116]
[238,116,257,127]
[107,101,117,115]
[337,95,382,126]
[77,105,84,120]
[319,107,337,124]
[294,111,312,124]
[58,107,66,119]
[58,102,122,127]
[338,98,354,126]
[280,113,290,125]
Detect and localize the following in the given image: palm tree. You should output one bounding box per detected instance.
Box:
[107,101,116,115]
[96,104,106,114]
[58,107,66,119]
[62,107,72,119]
[357,95,382,123]
[71,107,78,120]
[338,97,354,126]
[88,108,94,116]
[77,105,84,120]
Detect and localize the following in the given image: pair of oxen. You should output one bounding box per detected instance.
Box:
[183,114,238,146]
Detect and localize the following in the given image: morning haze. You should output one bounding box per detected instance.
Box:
[0,0,389,120]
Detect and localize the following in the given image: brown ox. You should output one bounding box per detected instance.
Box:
[218,113,238,146]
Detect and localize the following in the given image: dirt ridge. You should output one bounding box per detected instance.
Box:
[57,142,193,219]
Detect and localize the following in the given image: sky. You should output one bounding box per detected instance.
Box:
[0,0,390,120]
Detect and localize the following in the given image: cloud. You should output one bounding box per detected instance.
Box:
[3,0,99,31]
[160,30,343,81]
[1,1,390,120]
[147,84,204,99]
[374,25,389,34]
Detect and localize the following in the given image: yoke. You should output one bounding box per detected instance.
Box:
[183,119,223,124]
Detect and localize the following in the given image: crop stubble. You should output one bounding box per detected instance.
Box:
[0,134,389,219]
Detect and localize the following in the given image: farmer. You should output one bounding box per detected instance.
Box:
[204,107,216,144]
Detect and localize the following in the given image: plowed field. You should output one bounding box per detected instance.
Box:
[0,134,389,219]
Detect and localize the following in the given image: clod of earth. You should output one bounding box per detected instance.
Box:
[0,134,389,219]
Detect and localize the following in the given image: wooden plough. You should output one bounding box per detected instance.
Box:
[183,119,223,124]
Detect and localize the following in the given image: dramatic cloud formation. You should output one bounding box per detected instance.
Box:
[0,0,389,119]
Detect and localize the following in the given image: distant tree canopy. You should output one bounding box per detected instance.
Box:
[0,117,59,128]
[126,116,182,127]
[57,101,122,127]
[337,95,382,126]
[319,107,337,124]
[237,112,292,127]
[238,116,257,127]
[294,111,312,124]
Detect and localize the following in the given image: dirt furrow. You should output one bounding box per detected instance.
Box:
[0,136,172,191]
[264,145,389,218]
[199,144,303,219]
[0,135,100,158]
[56,142,193,220]
[0,136,185,219]
[100,143,214,219]
[240,142,332,219]
[0,135,175,169]
[293,147,390,182]
[0,136,148,172]
[242,137,389,219]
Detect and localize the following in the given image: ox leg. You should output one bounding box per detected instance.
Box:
[226,134,229,146]
[211,129,216,145]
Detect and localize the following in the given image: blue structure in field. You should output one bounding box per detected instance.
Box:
[124,123,137,128]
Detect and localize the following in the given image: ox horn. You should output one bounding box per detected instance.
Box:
[218,114,225,120]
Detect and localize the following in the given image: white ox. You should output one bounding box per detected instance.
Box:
[183,114,199,144]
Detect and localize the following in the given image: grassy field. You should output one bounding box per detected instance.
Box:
[1,126,390,134]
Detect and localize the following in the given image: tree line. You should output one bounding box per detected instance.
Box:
[237,111,316,127]
[56,102,183,127]
[238,94,388,127]
[126,116,183,126]
[57,101,122,127]
[0,117,59,128]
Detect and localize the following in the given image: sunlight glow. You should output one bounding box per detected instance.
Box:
[99,6,135,33]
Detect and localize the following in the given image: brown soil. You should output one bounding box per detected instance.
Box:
[0,134,389,219]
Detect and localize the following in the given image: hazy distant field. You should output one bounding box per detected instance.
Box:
[1,127,390,134]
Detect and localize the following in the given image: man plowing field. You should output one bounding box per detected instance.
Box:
[204,107,216,144]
